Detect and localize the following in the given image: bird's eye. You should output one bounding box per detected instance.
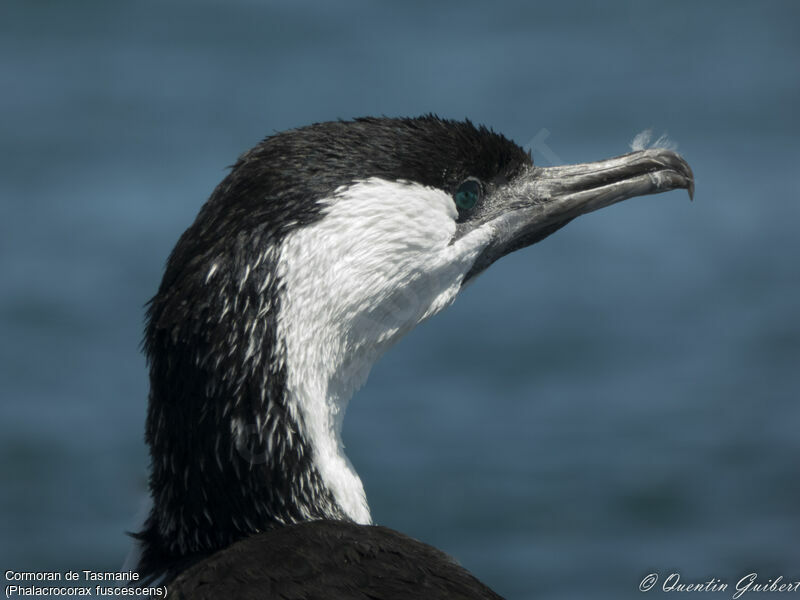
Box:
[454,179,482,212]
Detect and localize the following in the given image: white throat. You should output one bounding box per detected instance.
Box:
[275,178,495,523]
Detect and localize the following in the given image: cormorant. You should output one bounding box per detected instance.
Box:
[132,116,693,598]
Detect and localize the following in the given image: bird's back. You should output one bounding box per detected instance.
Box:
[168,520,504,600]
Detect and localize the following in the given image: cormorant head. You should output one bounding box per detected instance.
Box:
[155,117,693,380]
[220,116,692,393]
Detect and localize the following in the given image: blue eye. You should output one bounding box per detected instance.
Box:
[454,179,481,211]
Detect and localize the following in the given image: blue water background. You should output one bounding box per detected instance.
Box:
[1,1,798,598]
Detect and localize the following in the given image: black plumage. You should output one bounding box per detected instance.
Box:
[168,520,503,600]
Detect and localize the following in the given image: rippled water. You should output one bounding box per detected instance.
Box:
[2,1,798,598]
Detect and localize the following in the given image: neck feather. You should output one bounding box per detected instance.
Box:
[135,240,366,581]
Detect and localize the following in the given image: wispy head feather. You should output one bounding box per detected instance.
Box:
[630,129,678,152]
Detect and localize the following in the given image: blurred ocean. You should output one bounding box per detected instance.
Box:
[1,1,798,598]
